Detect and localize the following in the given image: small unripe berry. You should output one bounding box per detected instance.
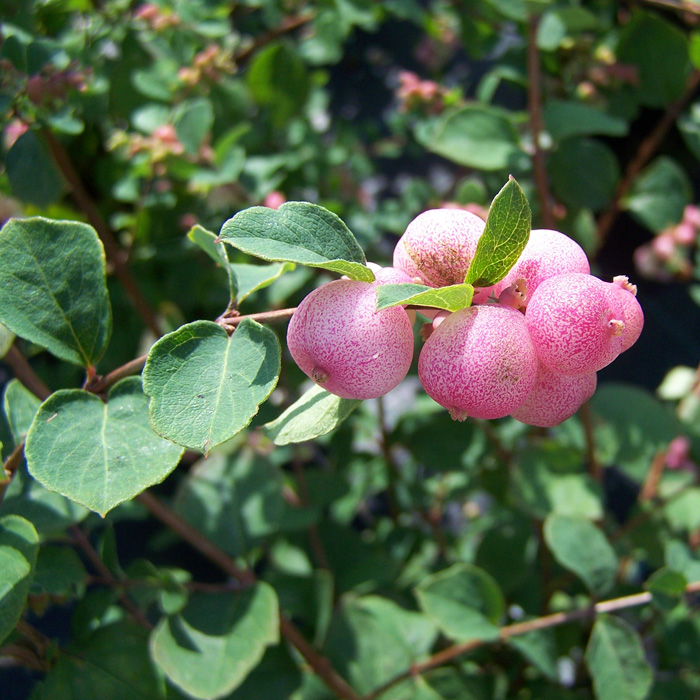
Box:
[511,363,596,427]
[393,209,485,287]
[497,228,590,307]
[418,305,538,420]
[286,278,414,400]
[525,272,624,376]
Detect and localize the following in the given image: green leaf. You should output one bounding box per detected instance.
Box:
[33,621,166,700]
[4,378,40,443]
[418,105,520,171]
[5,131,66,206]
[150,583,279,700]
[548,138,620,212]
[509,626,558,680]
[247,43,310,126]
[617,10,690,109]
[645,567,687,612]
[226,645,302,700]
[465,177,531,287]
[263,383,362,445]
[142,319,280,453]
[544,100,628,141]
[323,595,439,695]
[174,97,214,154]
[625,157,692,232]
[188,224,237,302]
[664,488,700,533]
[173,449,285,557]
[25,377,184,516]
[375,283,474,312]
[415,563,504,643]
[0,514,39,645]
[537,7,599,50]
[219,202,372,281]
[31,545,87,597]
[0,322,15,358]
[585,616,653,700]
[0,217,112,368]
[544,515,618,596]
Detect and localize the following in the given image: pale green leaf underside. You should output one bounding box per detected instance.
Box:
[264,383,362,445]
[543,515,618,596]
[150,582,279,700]
[376,283,475,312]
[0,514,39,645]
[0,217,112,367]
[465,178,531,288]
[25,377,184,516]
[415,563,505,644]
[585,616,653,700]
[218,201,374,282]
[4,379,41,443]
[188,224,237,302]
[142,319,281,453]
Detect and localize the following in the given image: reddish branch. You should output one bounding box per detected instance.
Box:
[234,12,315,64]
[4,345,51,400]
[527,14,555,229]
[596,68,700,249]
[41,128,163,337]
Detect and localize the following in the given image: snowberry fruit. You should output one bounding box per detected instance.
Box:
[418,305,538,421]
[286,278,414,400]
[496,228,590,307]
[607,276,644,352]
[525,272,625,376]
[393,208,485,287]
[511,363,597,427]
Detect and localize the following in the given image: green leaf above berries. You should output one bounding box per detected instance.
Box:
[375,283,474,313]
[218,202,374,281]
[465,177,531,288]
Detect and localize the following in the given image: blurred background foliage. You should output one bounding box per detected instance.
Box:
[2,1,700,699]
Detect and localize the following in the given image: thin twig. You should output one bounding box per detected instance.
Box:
[362,581,700,700]
[40,128,163,337]
[638,0,700,19]
[234,12,315,64]
[4,345,51,400]
[527,13,555,229]
[70,525,153,629]
[0,441,26,506]
[596,68,700,249]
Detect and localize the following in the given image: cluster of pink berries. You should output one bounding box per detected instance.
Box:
[286,209,643,427]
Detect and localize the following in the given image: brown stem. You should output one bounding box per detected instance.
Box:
[4,344,51,400]
[638,0,700,19]
[639,450,667,502]
[362,581,700,700]
[234,12,315,64]
[596,68,700,249]
[40,128,163,337]
[70,525,153,629]
[136,491,362,700]
[0,441,26,506]
[527,13,555,229]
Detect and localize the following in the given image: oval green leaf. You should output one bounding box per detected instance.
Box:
[150,583,279,700]
[218,202,374,281]
[585,616,653,700]
[0,514,39,645]
[25,377,184,516]
[0,217,112,368]
[415,563,505,643]
[263,383,362,445]
[376,283,475,313]
[142,319,281,453]
[465,177,531,287]
[543,514,618,596]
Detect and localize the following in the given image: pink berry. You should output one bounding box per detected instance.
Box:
[286,278,414,400]
[496,229,590,307]
[418,305,538,421]
[525,273,625,376]
[608,276,644,352]
[393,209,485,288]
[511,363,597,427]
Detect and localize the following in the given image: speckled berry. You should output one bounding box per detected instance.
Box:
[525,272,625,376]
[607,276,644,352]
[393,208,485,287]
[418,305,538,420]
[511,363,597,427]
[496,228,590,307]
[286,278,414,400]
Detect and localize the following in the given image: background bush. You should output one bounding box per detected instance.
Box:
[1,1,700,699]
